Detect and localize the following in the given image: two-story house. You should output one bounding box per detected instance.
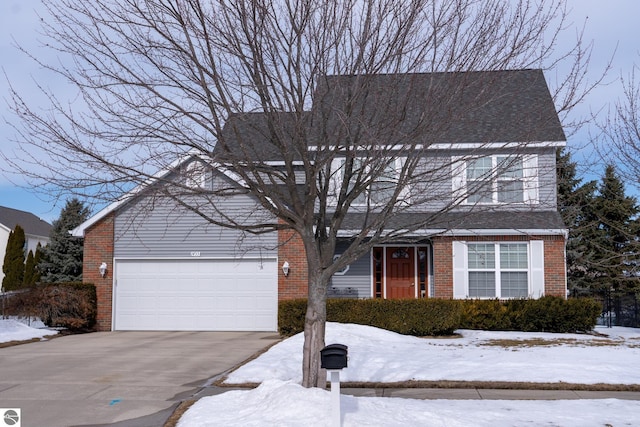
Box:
[73,69,567,332]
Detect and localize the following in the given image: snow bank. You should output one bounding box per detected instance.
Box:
[0,318,57,343]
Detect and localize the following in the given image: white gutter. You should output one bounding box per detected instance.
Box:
[335,228,568,238]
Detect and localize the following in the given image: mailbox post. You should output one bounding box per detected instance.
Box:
[320,344,348,427]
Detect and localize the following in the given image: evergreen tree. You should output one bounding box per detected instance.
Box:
[23,244,43,286]
[23,250,36,286]
[555,148,598,294]
[33,243,43,282]
[39,199,90,283]
[590,165,640,297]
[2,225,26,291]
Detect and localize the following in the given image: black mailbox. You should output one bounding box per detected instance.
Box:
[320,343,348,370]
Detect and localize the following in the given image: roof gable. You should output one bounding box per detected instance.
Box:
[71,154,253,237]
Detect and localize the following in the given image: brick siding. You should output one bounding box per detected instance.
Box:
[543,236,567,297]
[277,226,309,300]
[82,214,114,331]
[431,234,567,299]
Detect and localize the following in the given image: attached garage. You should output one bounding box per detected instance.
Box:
[113,258,278,331]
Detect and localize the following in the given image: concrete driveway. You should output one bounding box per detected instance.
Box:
[0,331,280,427]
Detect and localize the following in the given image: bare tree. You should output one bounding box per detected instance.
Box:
[601,63,640,183]
[4,0,595,387]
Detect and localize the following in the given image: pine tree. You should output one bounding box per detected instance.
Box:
[23,243,43,286]
[2,225,26,291]
[590,165,640,296]
[555,148,598,294]
[39,199,91,283]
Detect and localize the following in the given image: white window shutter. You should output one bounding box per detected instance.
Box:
[452,241,468,299]
[327,158,344,206]
[523,154,538,204]
[529,240,545,298]
[396,157,411,204]
[451,156,467,204]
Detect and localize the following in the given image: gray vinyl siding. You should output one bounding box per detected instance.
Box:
[535,150,557,209]
[114,172,277,259]
[323,147,558,215]
[329,241,371,298]
[407,153,454,212]
[409,147,558,212]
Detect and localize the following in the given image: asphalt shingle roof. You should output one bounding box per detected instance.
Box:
[0,206,52,237]
[217,69,565,161]
[340,210,566,233]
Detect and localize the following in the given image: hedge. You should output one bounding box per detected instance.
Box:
[280,298,461,337]
[458,297,602,333]
[278,296,601,337]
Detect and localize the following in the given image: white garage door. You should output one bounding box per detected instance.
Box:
[114,259,277,331]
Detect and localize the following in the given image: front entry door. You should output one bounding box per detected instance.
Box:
[386,247,415,298]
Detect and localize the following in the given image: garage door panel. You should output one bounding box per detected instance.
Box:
[114,259,277,331]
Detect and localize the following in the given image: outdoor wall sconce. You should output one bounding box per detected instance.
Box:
[99,262,108,278]
[282,261,290,277]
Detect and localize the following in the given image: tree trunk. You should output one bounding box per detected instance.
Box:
[301,268,328,388]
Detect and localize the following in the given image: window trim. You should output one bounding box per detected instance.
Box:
[453,240,545,300]
[328,156,409,206]
[467,242,529,299]
[452,154,538,205]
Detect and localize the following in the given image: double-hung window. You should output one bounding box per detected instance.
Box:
[329,157,408,206]
[454,155,537,205]
[467,242,529,298]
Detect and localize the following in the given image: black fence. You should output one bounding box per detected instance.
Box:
[596,289,640,328]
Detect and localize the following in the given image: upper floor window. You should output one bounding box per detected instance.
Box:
[453,155,538,205]
[329,157,409,206]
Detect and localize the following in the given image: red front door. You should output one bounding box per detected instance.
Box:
[386,247,415,299]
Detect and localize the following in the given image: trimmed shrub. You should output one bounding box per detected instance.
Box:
[278,299,307,336]
[510,296,601,333]
[279,298,461,337]
[459,296,601,333]
[279,296,602,337]
[458,299,512,331]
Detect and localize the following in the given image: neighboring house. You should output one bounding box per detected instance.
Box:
[73,69,568,332]
[0,206,52,285]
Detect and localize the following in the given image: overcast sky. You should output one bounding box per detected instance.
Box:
[1,0,639,223]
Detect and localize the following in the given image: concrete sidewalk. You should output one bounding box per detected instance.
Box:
[197,385,640,401]
[342,387,640,401]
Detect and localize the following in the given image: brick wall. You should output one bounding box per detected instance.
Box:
[83,214,114,331]
[277,227,309,300]
[431,234,567,299]
[432,237,453,298]
[543,236,567,297]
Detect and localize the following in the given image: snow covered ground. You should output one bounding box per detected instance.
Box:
[179,323,640,427]
[0,317,58,343]
[2,317,638,425]
[225,323,640,385]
